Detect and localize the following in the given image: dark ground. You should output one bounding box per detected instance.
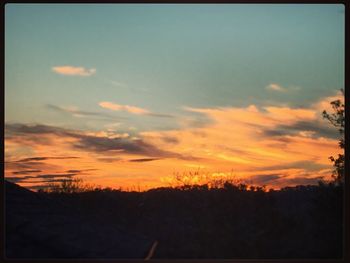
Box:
[5,181,343,259]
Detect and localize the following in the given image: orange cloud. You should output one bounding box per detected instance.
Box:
[312,90,344,114]
[141,101,341,187]
[99,101,150,115]
[263,106,317,122]
[52,66,96,76]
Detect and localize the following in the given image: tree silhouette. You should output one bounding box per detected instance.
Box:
[44,178,95,193]
[322,89,344,184]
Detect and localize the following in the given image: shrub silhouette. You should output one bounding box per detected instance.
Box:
[322,89,345,184]
[43,178,95,193]
[33,180,342,258]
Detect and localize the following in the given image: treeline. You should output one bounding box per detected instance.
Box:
[37,180,343,258]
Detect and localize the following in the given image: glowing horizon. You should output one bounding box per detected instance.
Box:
[4,91,343,191]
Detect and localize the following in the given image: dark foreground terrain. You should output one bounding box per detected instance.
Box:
[5,180,343,259]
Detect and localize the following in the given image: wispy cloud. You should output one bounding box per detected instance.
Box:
[52,66,96,76]
[262,120,338,139]
[312,90,344,113]
[12,169,42,175]
[6,173,78,183]
[15,156,79,163]
[265,83,287,92]
[248,174,281,185]
[47,104,125,121]
[35,173,78,179]
[5,160,60,171]
[99,102,150,114]
[263,106,316,122]
[111,81,127,88]
[5,123,183,158]
[265,83,302,93]
[99,101,174,118]
[129,158,161,163]
[259,161,330,172]
[65,169,97,173]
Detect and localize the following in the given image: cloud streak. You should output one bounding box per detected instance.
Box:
[6,173,77,183]
[129,158,161,163]
[248,174,281,184]
[99,101,174,118]
[52,66,96,76]
[5,123,184,159]
[47,104,126,121]
[262,120,338,139]
[99,102,150,114]
[12,169,42,175]
[15,156,79,163]
[265,83,287,92]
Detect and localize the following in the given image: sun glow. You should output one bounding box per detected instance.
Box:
[4,92,342,191]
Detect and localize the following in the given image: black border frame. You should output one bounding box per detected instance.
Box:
[1,1,348,262]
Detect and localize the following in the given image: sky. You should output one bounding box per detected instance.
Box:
[4,4,345,190]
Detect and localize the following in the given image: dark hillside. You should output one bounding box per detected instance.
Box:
[5,181,343,259]
[5,181,153,259]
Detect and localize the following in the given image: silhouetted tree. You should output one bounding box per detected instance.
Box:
[322,89,345,184]
[45,178,94,193]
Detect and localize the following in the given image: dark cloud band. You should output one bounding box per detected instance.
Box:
[262,120,338,139]
[5,123,189,159]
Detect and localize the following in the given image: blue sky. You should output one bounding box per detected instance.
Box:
[5,4,345,190]
[6,4,344,128]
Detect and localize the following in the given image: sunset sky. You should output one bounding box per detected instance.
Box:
[5,4,344,190]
